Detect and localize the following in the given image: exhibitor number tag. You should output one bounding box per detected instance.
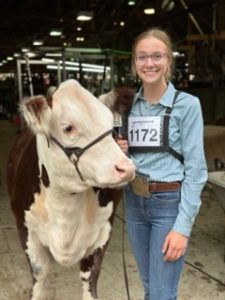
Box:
[128,116,162,147]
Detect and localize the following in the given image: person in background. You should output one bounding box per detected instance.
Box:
[117,28,208,300]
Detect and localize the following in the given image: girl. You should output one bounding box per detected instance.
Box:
[117,28,208,300]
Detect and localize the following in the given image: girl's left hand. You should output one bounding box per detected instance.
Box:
[162,230,188,262]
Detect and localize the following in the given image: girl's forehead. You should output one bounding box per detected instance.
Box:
[135,37,167,52]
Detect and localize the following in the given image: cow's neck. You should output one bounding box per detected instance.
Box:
[45,186,97,216]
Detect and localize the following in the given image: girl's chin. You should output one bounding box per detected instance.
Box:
[141,72,158,80]
[142,76,159,83]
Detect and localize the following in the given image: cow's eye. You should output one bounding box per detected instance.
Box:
[63,125,74,133]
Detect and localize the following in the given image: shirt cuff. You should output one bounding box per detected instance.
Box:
[172,211,195,237]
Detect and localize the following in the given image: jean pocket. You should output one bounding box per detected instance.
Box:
[153,190,181,204]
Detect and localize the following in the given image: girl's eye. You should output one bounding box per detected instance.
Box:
[63,125,74,133]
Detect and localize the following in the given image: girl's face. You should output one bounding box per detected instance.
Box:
[134,36,171,86]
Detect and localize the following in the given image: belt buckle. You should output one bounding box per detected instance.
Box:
[131,175,150,197]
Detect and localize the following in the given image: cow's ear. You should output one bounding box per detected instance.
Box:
[20,95,51,134]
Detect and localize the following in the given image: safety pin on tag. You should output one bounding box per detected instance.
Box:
[113,112,122,127]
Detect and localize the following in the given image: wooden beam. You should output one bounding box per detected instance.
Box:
[187,31,225,41]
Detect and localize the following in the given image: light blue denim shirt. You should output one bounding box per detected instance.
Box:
[128,82,208,237]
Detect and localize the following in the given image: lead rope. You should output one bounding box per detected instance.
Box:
[122,191,132,300]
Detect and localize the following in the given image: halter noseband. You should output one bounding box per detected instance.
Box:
[49,129,113,181]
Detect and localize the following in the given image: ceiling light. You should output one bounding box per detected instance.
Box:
[21,48,30,53]
[7,56,13,61]
[45,53,62,57]
[33,40,44,46]
[49,29,63,36]
[76,37,85,41]
[128,0,135,5]
[64,61,110,71]
[144,8,155,15]
[47,65,109,74]
[27,52,36,58]
[42,58,55,63]
[65,48,102,53]
[76,11,93,21]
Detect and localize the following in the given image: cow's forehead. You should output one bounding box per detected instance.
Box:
[52,79,113,125]
[54,80,91,103]
[54,80,104,107]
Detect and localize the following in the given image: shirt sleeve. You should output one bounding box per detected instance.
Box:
[172,96,208,237]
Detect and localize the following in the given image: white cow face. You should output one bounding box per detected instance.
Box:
[21,79,135,192]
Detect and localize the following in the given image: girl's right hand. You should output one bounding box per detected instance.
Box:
[116,134,129,153]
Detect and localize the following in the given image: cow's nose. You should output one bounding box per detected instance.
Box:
[114,158,135,181]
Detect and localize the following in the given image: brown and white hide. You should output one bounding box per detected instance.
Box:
[7,79,135,300]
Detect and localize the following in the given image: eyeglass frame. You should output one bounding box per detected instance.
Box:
[134,52,168,64]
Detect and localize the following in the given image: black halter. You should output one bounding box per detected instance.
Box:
[49,129,113,181]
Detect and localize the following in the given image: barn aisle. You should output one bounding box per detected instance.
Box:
[0,119,225,300]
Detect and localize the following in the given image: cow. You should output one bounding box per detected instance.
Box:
[7,79,135,300]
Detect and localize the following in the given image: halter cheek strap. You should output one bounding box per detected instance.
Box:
[49,129,113,181]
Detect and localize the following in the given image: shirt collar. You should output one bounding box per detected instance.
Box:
[134,82,177,108]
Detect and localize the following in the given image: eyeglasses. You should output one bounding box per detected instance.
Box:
[135,52,167,64]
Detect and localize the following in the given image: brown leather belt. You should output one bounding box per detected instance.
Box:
[131,175,180,197]
[149,181,180,192]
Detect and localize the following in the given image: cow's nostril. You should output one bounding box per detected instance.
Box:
[115,165,125,174]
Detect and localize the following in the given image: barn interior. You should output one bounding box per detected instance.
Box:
[0,0,225,299]
[0,0,225,121]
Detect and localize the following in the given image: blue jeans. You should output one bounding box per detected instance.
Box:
[124,185,185,300]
